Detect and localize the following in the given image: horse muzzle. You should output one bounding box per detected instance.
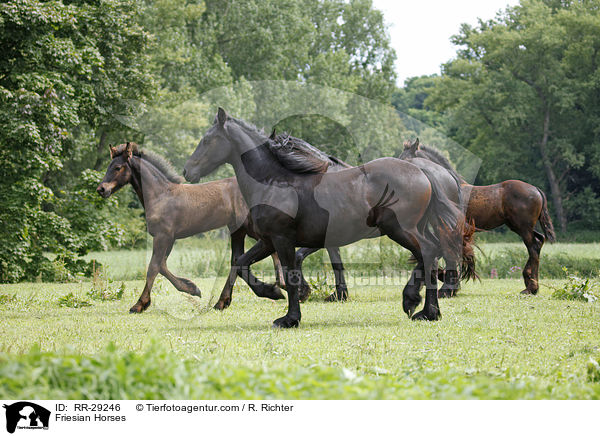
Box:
[96,183,113,198]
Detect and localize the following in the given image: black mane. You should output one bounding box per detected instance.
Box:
[415,144,464,183]
[228,116,351,174]
[268,132,352,174]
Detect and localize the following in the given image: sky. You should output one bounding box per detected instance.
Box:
[371,0,520,85]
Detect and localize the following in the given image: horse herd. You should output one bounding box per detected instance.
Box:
[97,108,556,328]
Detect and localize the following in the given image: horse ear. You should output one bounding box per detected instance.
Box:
[217,107,228,126]
[109,144,116,158]
[410,138,420,154]
[125,142,133,159]
[269,128,277,140]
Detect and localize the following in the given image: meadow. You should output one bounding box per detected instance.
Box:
[1,239,599,399]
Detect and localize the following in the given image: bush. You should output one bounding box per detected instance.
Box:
[551,268,599,302]
[57,293,92,309]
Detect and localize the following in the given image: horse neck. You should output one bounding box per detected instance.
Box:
[130,157,173,210]
[227,125,292,193]
[420,149,465,183]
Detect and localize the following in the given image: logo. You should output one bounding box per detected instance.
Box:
[3,402,50,433]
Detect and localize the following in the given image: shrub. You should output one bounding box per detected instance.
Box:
[57,293,92,308]
[551,268,599,302]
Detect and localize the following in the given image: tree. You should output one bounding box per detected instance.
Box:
[0,0,154,282]
[429,0,600,232]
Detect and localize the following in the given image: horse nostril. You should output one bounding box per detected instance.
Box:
[97,186,105,195]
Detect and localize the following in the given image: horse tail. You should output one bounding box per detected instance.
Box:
[458,219,478,281]
[536,187,556,243]
[419,167,477,282]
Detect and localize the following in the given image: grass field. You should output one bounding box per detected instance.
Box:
[82,237,600,282]
[1,256,600,398]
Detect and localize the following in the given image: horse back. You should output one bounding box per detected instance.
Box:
[150,177,245,238]
[466,180,543,231]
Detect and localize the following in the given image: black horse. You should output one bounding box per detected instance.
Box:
[184,108,475,327]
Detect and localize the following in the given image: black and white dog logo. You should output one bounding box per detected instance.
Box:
[3,402,50,433]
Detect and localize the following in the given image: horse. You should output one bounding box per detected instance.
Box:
[270,131,476,301]
[97,142,287,313]
[400,139,556,295]
[183,108,475,327]
[268,130,352,302]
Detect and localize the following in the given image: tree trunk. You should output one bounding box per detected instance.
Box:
[538,107,567,232]
[94,130,108,170]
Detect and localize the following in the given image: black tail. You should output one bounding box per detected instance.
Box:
[419,166,477,281]
[536,187,556,243]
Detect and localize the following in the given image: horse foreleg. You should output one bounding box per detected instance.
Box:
[295,247,319,301]
[325,247,348,302]
[214,229,245,310]
[272,237,301,328]
[272,252,286,290]
[215,239,284,311]
[130,235,170,313]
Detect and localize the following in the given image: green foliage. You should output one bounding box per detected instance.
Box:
[1,340,599,400]
[392,75,444,127]
[0,0,154,283]
[588,357,600,383]
[307,272,336,301]
[0,294,17,305]
[87,266,125,301]
[427,0,600,232]
[551,268,599,302]
[57,292,92,309]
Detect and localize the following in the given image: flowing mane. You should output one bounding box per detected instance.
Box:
[228,116,351,174]
[268,132,352,174]
[111,142,184,183]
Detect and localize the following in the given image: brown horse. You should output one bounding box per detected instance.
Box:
[97,142,287,313]
[400,140,556,295]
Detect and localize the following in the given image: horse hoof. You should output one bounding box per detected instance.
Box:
[272,316,300,329]
[324,292,348,302]
[403,297,422,316]
[411,309,441,321]
[213,299,230,311]
[298,285,312,302]
[438,289,456,298]
[267,285,286,300]
[129,300,150,313]
[520,289,538,295]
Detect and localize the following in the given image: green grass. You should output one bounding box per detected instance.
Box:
[1,274,600,399]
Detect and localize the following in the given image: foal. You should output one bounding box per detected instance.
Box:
[97,142,285,313]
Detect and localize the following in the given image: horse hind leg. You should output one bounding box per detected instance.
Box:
[412,247,442,321]
[521,231,544,295]
[324,247,348,302]
[438,260,459,298]
[373,208,424,317]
